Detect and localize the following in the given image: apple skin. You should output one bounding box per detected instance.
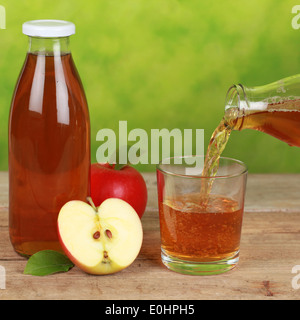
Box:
[91,163,148,219]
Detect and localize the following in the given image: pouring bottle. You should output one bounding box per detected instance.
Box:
[224,74,300,147]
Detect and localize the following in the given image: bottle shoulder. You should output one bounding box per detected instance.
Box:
[10,53,89,126]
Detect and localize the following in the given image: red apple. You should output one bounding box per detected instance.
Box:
[91,163,148,219]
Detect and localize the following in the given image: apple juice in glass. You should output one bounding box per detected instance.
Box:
[9,20,90,257]
[157,156,247,275]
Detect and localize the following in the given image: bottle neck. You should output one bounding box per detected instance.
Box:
[223,84,247,130]
[28,36,70,56]
[223,74,300,130]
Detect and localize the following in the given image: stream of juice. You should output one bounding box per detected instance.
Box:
[9,53,90,256]
[200,119,232,197]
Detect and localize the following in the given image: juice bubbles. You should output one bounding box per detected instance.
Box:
[159,194,243,262]
[9,20,90,256]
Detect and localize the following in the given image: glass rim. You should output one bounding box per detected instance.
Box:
[156,155,248,179]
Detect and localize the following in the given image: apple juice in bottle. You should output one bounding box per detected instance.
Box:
[9,20,90,256]
[223,75,300,147]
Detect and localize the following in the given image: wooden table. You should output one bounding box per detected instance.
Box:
[0,172,300,300]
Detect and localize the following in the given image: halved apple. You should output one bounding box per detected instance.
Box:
[57,198,143,275]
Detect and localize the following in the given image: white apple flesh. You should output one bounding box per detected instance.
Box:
[57,198,143,275]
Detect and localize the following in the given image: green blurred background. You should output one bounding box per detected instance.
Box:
[1,0,300,172]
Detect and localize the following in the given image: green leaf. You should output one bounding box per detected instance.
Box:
[24,250,74,276]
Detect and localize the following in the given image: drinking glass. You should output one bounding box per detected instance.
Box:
[156,156,247,275]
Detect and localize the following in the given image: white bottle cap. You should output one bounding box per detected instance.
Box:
[22,20,75,38]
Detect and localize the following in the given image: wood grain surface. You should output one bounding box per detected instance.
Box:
[0,172,300,300]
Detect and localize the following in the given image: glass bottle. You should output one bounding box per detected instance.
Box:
[224,74,300,147]
[9,20,90,257]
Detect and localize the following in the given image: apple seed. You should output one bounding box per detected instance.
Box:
[105,229,112,239]
[93,231,100,239]
[103,251,109,259]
